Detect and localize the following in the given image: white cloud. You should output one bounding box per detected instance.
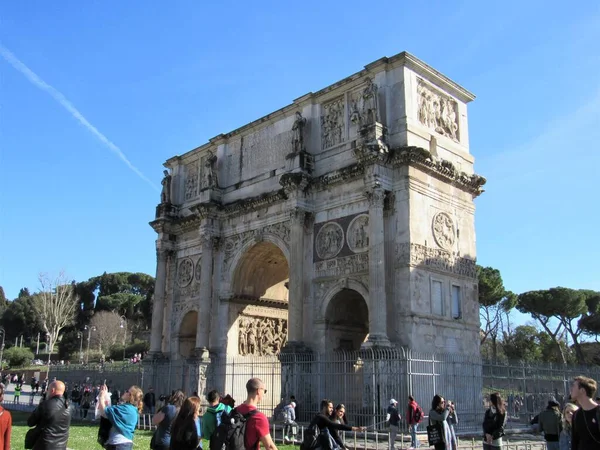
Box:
[0,45,159,192]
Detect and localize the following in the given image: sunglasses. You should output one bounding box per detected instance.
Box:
[260,387,268,394]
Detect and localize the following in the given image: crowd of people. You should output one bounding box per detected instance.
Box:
[0,375,596,449]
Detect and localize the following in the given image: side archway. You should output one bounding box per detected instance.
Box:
[178,310,198,358]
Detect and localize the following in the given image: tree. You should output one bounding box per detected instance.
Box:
[478,265,516,361]
[89,311,126,356]
[0,286,7,307]
[517,288,588,364]
[35,272,79,358]
[1,290,44,344]
[503,325,543,362]
[3,347,34,367]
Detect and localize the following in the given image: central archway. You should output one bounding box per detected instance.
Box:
[229,240,290,356]
[325,288,369,351]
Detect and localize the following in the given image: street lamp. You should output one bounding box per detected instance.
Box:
[120,316,127,361]
[0,327,5,372]
[46,333,52,377]
[84,325,96,365]
[77,332,84,364]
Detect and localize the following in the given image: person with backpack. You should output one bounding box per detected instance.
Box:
[482,392,506,450]
[152,390,186,450]
[283,401,298,444]
[569,375,600,450]
[170,396,203,450]
[538,397,562,450]
[211,378,277,450]
[202,390,232,442]
[387,399,401,450]
[406,395,423,449]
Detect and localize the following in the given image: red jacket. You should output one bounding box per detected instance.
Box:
[0,406,12,450]
[406,400,421,425]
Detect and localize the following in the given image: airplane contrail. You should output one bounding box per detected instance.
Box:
[0,45,159,192]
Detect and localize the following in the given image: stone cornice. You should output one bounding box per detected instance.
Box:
[312,163,364,189]
[390,146,486,197]
[221,189,288,215]
[227,295,289,310]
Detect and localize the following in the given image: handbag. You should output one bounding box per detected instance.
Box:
[427,420,443,446]
[24,426,42,449]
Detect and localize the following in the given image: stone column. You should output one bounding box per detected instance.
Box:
[195,230,213,359]
[150,247,169,354]
[287,208,305,345]
[364,186,391,347]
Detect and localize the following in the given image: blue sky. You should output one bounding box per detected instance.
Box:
[1,0,599,318]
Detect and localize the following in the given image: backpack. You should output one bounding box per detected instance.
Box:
[414,405,423,423]
[210,408,258,450]
[300,423,320,450]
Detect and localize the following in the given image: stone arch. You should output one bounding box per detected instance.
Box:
[230,236,290,299]
[227,234,290,290]
[319,278,370,320]
[178,310,198,358]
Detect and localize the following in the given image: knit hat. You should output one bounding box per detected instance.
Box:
[390,398,397,405]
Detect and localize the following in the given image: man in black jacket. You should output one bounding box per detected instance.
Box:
[27,380,71,450]
[310,399,365,449]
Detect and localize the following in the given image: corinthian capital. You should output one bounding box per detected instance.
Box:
[156,248,172,262]
[289,207,307,226]
[365,186,385,208]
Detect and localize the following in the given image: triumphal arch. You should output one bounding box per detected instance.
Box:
[149,51,485,369]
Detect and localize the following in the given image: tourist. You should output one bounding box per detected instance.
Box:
[447,401,458,450]
[0,384,12,450]
[169,396,203,450]
[429,395,452,450]
[151,389,186,450]
[330,403,348,425]
[202,389,231,442]
[81,391,91,420]
[309,399,364,450]
[386,399,401,450]
[235,378,277,450]
[406,395,423,449]
[290,395,299,420]
[144,387,156,414]
[538,397,562,450]
[282,400,298,443]
[482,392,506,450]
[559,403,578,450]
[26,380,71,450]
[97,384,144,450]
[569,375,600,449]
[13,383,21,404]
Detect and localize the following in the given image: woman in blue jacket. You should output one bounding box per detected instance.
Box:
[98,384,144,450]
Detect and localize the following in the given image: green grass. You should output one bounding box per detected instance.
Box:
[7,411,299,450]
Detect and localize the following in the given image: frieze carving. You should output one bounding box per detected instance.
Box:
[184,163,199,201]
[432,212,456,250]
[321,97,345,149]
[396,242,477,279]
[177,258,194,287]
[314,252,369,278]
[178,281,201,298]
[315,222,344,260]
[417,80,459,141]
[347,214,369,253]
[238,316,287,356]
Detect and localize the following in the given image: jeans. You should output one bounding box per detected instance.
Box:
[284,420,298,439]
[389,424,398,450]
[410,423,420,448]
[545,442,559,450]
[105,444,133,450]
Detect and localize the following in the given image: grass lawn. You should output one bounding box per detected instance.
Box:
[8,411,299,450]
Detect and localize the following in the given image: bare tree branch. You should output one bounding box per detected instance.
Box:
[90,311,126,355]
[36,271,78,355]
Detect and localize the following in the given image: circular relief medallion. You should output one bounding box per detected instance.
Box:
[347,214,369,253]
[194,257,202,281]
[432,212,456,250]
[316,222,344,260]
[177,258,194,287]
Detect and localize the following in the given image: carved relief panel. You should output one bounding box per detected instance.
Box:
[238,316,288,356]
[177,258,194,287]
[315,222,344,260]
[184,162,199,201]
[321,97,345,149]
[346,214,369,253]
[417,79,460,141]
[432,212,456,251]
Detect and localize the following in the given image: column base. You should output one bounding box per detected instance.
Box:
[361,334,391,349]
